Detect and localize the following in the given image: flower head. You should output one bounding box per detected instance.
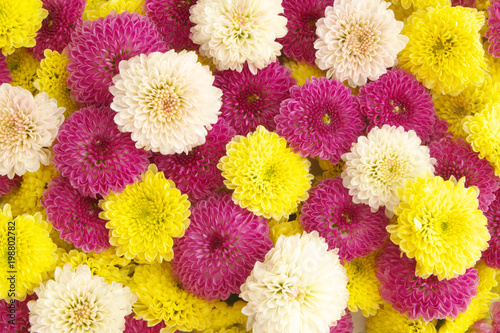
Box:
[483,189,500,269]
[268,217,303,244]
[0,294,35,332]
[283,59,326,86]
[366,303,438,333]
[83,0,145,21]
[204,300,248,331]
[7,48,40,95]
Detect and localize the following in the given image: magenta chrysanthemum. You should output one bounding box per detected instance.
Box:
[429,137,500,212]
[330,311,354,333]
[0,174,20,197]
[0,54,11,84]
[153,119,235,201]
[214,61,295,136]
[0,294,35,332]
[451,0,476,7]
[376,243,479,321]
[483,189,500,269]
[275,77,365,164]
[32,0,85,60]
[125,314,166,333]
[52,106,151,198]
[66,12,168,106]
[358,69,436,144]
[487,2,500,58]
[300,177,388,262]
[277,0,330,64]
[42,175,110,253]
[171,193,273,301]
[144,0,198,50]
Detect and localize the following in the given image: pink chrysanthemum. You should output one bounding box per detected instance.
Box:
[330,311,354,333]
[171,193,273,301]
[66,12,168,106]
[358,69,436,144]
[0,294,36,332]
[153,119,236,201]
[52,106,151,198]
[0,54,11,84]
[483,189,500,269]
[277,0,330,64]
[451,0,476,7]
[42,175,110,253]
[275,77,365,164]
[125,314,166,333]
[376,243,479,321]
[214,61,295,136]
[32,0,86,60]
[487,2,500,58]
[300,177,388,262]
[144,0,198,50]
[0,174,20,197]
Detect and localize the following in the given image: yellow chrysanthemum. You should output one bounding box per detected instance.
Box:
[398,5,486,96]
[6,47,40,94]
[283,59,325,86]
[34,50,77,117]
[345,252,383,317]
[0,0,47,56]
[388,176,490,280]
[49,228,75,253]
[314,158,345,184]
[385,0,415,22]
[268,217,303,244]
[367,303,437,333]
[130,262,213,331]
[100,164,191,263]
[462,103,500,176]
[0,204,57,300]
[195,300,247,332]
[390,0,447,10]
[218,126,313,221]
[83,0,145,21]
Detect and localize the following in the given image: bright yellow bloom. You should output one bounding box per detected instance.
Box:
[390,0,447,10]
[367,303,437,333]
[218,126,313,221]
[7,47,40,94]
[100,164,191,263]
[389,176,490,280]
[314,158,345,184]
[83,0,145,20]
[385,0,414,22]
[283,59,325,86]
[268,217,303,244]
[398,5,486,96]
[197,300,247,332]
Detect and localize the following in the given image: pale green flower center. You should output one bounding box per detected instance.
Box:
[65,298,96,329]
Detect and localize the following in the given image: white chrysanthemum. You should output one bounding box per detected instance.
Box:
[341,125,435,217]
[240,231,349,333]
[28,264,137,333]
[0,84,64,178]
[314,0,408,87]
[110,50,222,155]
[189,0,287,74]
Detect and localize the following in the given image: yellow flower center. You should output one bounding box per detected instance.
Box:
[344,25,375,57]
[227,9,250,30]
[374,156,410,185]
[151,86,181,121]
[66,299,94,328]
[0,112,31,146]
[322,113,331,124]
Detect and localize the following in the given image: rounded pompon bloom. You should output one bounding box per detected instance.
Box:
[0,84,64,179]
[0,54,12,84]
[398,5,486,96]
[301,177,388,262]
[376,243,479,321]
[388,176,490,280]
[268,217,303,244]
[100,164,191,263]
[283,59,326,86]
[125,314,166,333]
[171,193,273,301]
[52,106,151,198]
[240,231,349,333]
[314,0,408,87]
[153,119,235,201]
[487,2,500,58]
[110,50,222,155]
[28,264,137,333]
[483,189,500,269]
[358,68,436,144]
[214,61,295,136]
[66,12,168,106]
[7,47,40,95]
[0,294,36,332]
[218,125,313,221]
[189,0,288,74]
[276,77,365,164]
[366,303,438,333]
[341,125,435,216]
[0,174,20,197]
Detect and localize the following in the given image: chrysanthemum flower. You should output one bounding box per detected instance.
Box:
[429,138,500,212]
[0,0,48,55]
[283,59,326,86]
[0,174,20,197]
[391,0,448,10]
[100,164,191,263]
[66,12,167,106]
[171,193,273,301]
[83,0,145,21]
[330,312,354,333]
[398,5,486,96]
[0,294,35,332]
[204,300,248,332]
[314,0,408,87]
[341,125,435,216]
[483,189,500,269]
[276,77,365,163]
[0,54,12,84]
[487,2,500,57]
[145,0,198,50]
[125,314,166,333]
[189,0,287,74]
[0,205,57,300]
[358,68,436,144]
[241,231,349,333]
[218,126,313,220]
[452,0,476,7]
[366,303,438,333]
[314,158,345,184]
[428,114,453,144]
[301,177,388,261]
[7,48,40,95]
[268,217,303,244]
[0,84,64,179]
[28,264,137,333]
[110,50,222,154]
[388,176,490,280]
[32,0,85,60]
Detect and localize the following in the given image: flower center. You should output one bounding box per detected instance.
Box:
[374,156,410,185]
[0,112,32,147]
[151,86,181,121]
[322,113,331,124]
[226,8,251,32]
[208,233,228,252]
[344,24,375,56]
[66,299,94,329]
[431,37,454,59]
[88,137,111,165]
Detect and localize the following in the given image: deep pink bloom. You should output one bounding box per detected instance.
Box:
[52,106,151,198]
[429,138,500,212]
[153,119,235,201]
[376,243,479,321]
[0,174,20,197]
[125,314,167,332]
[66,12,168,106]
[214,61,296,136]
[451,0,476,7]
[358,68,436,144]
[483,189,500,269]
[487,2,500,58]
[300,177,388,262]
[32,0,85,60]
[171,193,273,301]
[0,54,11,84]
[330,311,354,333]
[0,294,36,333]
